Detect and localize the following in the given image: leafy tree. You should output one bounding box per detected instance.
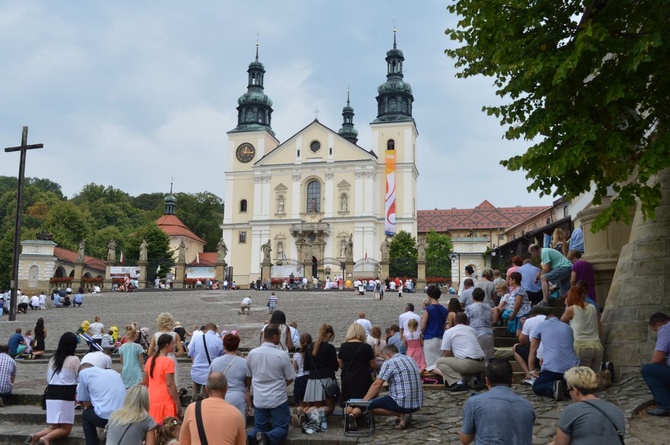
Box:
[125,222,173,272]
[132,192,166,213]
[175,191,224,251]
[445,0,670,230]
[425,230,453,278]
[88,226,125,260]
[389,231,417,278]
[41,201,91,251]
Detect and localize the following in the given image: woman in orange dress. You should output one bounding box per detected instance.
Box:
[143,333,181,423]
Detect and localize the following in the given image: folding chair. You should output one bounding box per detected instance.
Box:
[343,399,375,437]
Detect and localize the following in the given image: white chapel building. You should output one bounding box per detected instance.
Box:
[222,34,418,285]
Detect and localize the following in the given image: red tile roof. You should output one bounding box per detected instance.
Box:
[156,214,206,244]
[188,252,218,266]
[418,200,550,233]
[53,247,106,272]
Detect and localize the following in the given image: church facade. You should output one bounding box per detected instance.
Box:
[221,34,418,285]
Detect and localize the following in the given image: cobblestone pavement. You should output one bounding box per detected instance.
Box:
[1,289,666,444]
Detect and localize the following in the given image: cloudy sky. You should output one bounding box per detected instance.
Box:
[0,0,554,210]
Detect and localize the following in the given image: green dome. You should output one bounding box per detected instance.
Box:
[248,60,265,70]
[386,48,404,59]
[238,91,273,107]
[378,80,413,95]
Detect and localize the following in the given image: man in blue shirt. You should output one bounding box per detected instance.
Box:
[188,323,223,400]
[518,260,543,305]
[77,363,126,445]
[8,328,27,359]
[529,315,580,401]
[460,359,535,444]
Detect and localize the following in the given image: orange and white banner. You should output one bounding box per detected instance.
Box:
[385,149,396,236]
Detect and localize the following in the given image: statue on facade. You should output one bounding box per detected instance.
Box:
[417,238,426,261]
[310,197,318,213]
[277,196,285,213]
[217,238,228,262]
[341,195,348,212]
[276,242,284,259]
[380,238,390,261]
[178,239,186,263]
[340,239,347,258]
[345,235,353,261]
[261,239,272,263]
[77,239,86,262]
[107,239,116,262]
[139,239,148,262]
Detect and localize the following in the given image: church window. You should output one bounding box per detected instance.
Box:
[306,180,321,213]
[387,139,395,150]
[239,231,247,243]
[240,199,248,212]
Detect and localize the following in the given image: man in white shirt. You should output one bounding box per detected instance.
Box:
[399,303,421,337]
[29,295,40,310]
[355,312,372,336]
[435,312,486,392]
[246,324,296,445]
[81,346,113,369]
[513,309,547,385]
[239,296,252,314]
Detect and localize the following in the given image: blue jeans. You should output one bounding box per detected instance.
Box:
[533,370,564,397]
[641,363,670,410]
[82,406,108,445]
[248,401,290,445]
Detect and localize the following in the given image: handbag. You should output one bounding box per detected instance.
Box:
[41,372,56,410]
[582,400,625,444]
[308,346,340,400]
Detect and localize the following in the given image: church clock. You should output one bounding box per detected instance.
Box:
[236,142,256,163]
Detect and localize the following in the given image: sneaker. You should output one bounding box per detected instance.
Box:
[534,301,549,308]
[553,380,564,402]
[255,431,270,445]
[521,377,536,386]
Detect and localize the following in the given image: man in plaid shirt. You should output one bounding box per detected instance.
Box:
[0,343,17,406]
[360,344,424,430]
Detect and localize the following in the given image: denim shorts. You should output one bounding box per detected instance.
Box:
[368,395,418,414]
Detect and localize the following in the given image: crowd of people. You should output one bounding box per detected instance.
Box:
[1,229,669,444]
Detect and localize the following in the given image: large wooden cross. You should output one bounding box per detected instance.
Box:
[4,126,43,321]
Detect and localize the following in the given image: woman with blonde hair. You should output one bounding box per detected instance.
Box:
[339,324,375,402]
[147,312,184,388]
[106,385,157,445]
[560,286,608,384]
[549,367,625,445]
[143,334,181,423]
[119,325,145,388]
[302,324,339,430]
[552,228,568,256]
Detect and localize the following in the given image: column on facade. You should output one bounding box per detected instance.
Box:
[325,171,334,217]
[291,173,301,218]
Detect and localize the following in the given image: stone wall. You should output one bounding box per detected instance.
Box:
[602,167,670,378]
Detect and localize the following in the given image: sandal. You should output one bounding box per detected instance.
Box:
[23,435,33,445]
[346,414,357,431]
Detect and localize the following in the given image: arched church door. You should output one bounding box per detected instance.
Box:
[312,256,318,278]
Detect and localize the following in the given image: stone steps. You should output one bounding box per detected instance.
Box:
[0,406,359,445]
